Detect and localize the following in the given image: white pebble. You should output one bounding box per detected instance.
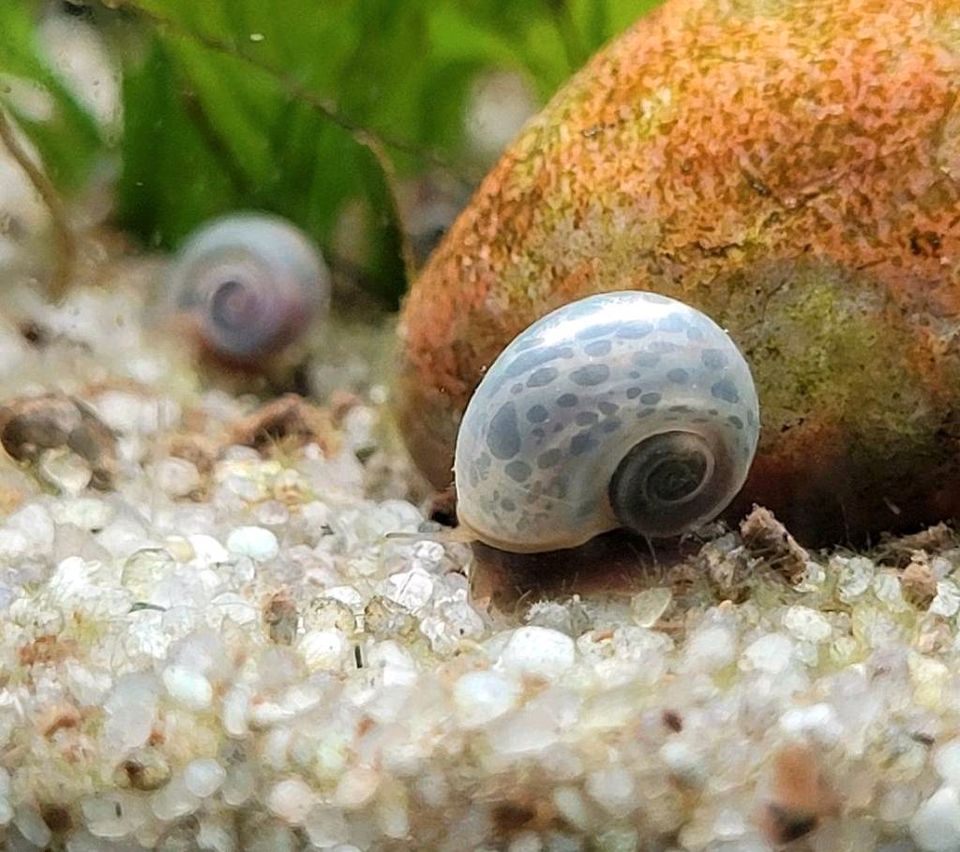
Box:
[188,534,230,567]
[488,705,559,755]
[14,806,51,848]
[382,569,435,611]
[39,447,92,494]
[586,767,637,818]
[334,767,380,809]
[682,624,737,673]
[162,664,213,710]
[221,685,251,737]
[81,792,149,838]
[226,526,279,561]
[911,785,960,852]
[0,529,29,562]
[56,497,114,530]
[184,758,226,798]
[152,457,201,498]
[934,740,960,788]
[778,703,843,745]
[453,670,521,729]
[103,673,158,751]
[497,626,576,680]
[304,806,349,847]
[150,775,199,821]
[267,777,317,825]
[8,503,55,554]
[553,786,591,831]
[299,629,349,671]
[740,633,794,674]
[782,606,833,643]
[932,580,960,618]
[660,740,705,787]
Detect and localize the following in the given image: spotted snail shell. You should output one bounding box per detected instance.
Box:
[165,213,330,364]
[453,292,760,553]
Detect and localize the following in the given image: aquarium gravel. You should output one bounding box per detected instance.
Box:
[0,280,958,851]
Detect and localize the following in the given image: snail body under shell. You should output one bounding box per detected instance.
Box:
[455,292,759,553]
[165,213,330,365]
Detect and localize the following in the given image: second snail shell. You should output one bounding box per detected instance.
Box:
[454,291,760,553]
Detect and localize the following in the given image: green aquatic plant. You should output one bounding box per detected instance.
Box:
[0,0,660,303]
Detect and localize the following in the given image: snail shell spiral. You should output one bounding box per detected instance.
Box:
[165,213,330,363]
[454,291,760,553]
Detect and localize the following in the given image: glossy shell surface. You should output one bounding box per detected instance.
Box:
[397,0,960,544]
[455,292,759,552]
[166,213,330,363]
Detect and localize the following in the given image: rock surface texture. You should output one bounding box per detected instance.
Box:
[397,0,960,544]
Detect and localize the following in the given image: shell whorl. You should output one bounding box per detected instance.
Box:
[165,213,330,363]
[453,291,760,553]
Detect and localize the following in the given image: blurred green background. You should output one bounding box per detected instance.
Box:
[0,0,661,305]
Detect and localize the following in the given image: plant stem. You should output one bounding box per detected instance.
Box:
[0,107,75,303]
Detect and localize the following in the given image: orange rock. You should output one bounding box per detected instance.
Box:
[396,0,960,544]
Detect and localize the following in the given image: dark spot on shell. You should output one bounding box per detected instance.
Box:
[701,349,728,370]
[557,393,579,407]
[667,368,689,384]
[658,314,687,333]
[545,475,570,499]
[602,418,622,433]
[629,371,642,379]
[511,383,524,394]
[640,392,662,405]
[537,448,563,469]
[503,345,575,378]
[638,408,655,418]
[633,352,661,368]
[575,411,600,426]
[571,364,611,386]
[526,405,549,424]
[650,341,681,354]
[570,431,599,455]
[501,498,517,511]
[584,339,613,357]
[531,428,546,440]
[728,415,744,429]
[626,387,643,399]
[686,325,705,341]
[575,321,622,340]
[616,321,654,339]
[505,460,532,482]
[552,422,565,433]
[487,402,521,460]
[669,404,693,413]
[598,401,619,415]
[527,367,559,388]
[712,379,740,403]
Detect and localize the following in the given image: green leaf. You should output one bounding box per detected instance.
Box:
[112,0,665,303]
[0,0,104,192]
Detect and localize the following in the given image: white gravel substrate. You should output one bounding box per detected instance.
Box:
[0,277,958,851]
